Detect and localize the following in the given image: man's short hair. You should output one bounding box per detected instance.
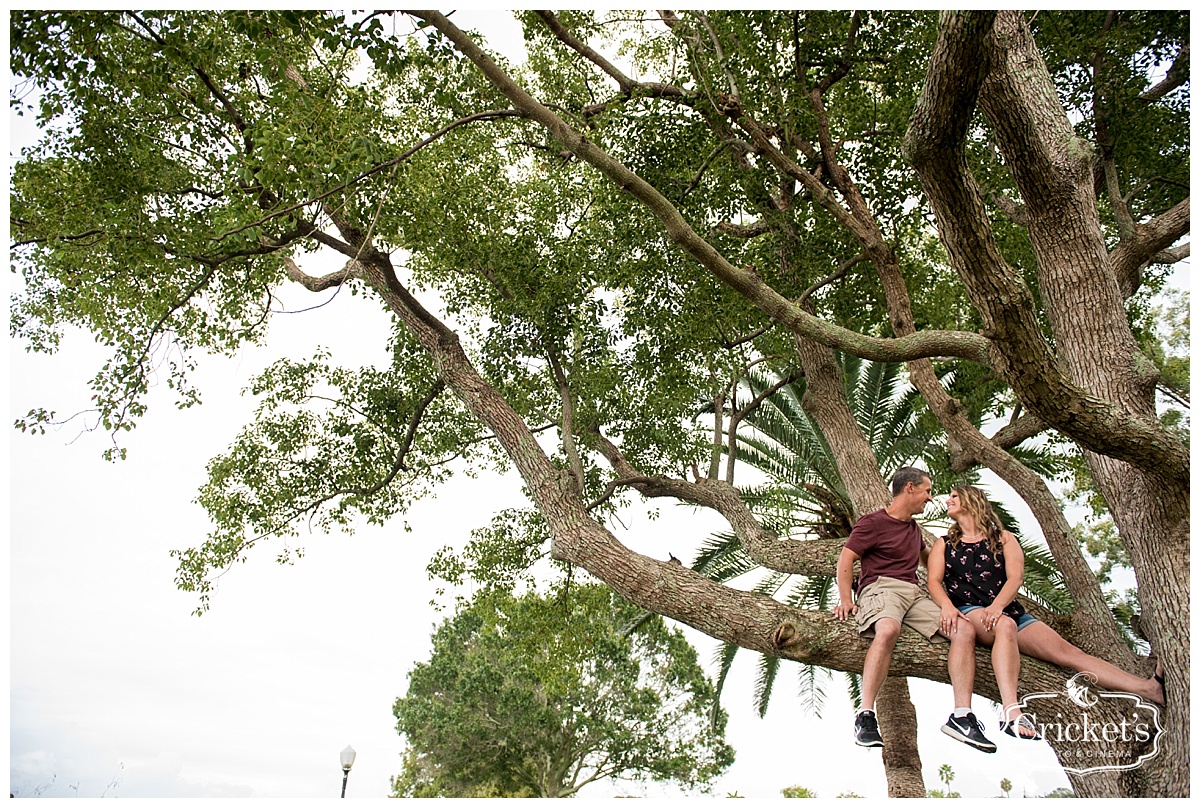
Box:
[891,466,930,497]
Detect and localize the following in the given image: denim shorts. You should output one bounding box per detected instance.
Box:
[959,604,1038,631]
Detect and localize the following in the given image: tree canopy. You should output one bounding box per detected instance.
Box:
[10,10,1189,797]
[391,582,734,797]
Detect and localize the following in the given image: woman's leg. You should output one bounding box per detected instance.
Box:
[962,612,1033,734]
[1016,621,1164,705]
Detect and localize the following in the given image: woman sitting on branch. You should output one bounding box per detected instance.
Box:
[927,484,1165,739]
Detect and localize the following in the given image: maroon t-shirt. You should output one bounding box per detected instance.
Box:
[844,508,923,592]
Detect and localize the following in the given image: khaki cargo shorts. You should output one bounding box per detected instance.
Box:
[856,576,945,642]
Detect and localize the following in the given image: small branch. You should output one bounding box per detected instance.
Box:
[796,251,868,307]
[724,370,802,484]
[585,475,656,512]
[11,227,105,248]
[713,219,771,239]
[681,141,732,200]
[707,383,725,480]
[695,11,739,99]
[721,324,770,350]
[1158,381,1189,409]
[535,11,636,93]
[1138,42,1189,103]
[816,10,862,94]
[280,255,363,291]
[546,346,585,495]
[332,380,447,499]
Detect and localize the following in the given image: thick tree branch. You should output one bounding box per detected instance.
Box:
[590,430,844,577]
[535,11,636,93]
[905,11,1188,490]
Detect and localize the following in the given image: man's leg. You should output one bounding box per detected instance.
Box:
[854,616,900,748]
[861,617,902,711]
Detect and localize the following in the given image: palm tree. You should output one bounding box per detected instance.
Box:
[696,355,1132,717]
[696,356,955,716]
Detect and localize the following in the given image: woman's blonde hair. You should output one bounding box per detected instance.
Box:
[946,484,1004,557]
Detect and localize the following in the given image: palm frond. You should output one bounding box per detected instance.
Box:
[1016,538,1074,614]
[711,641,741,731]
[845,671,863,711]
[795,661,831,718]
[754,652,781,717]
[690,532,757,583]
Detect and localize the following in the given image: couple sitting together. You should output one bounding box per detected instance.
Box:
[834,467,1165,752]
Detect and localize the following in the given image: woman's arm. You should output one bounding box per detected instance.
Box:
[926,538,953,606]
[978,530,1025,629]
[927,538,969,635]
[991,530,1025,611]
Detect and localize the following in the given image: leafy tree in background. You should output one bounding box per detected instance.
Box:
[1042,786,1077,798]
[781,784,819,798]
[10,10,1188,796]
[391,582,734,797]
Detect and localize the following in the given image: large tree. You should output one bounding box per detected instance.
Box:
[391,582,734,797]
[10,10,1188,797]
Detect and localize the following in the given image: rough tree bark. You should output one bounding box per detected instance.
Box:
[904,11,1187,796]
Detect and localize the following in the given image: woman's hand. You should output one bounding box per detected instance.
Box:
[979,604,1006,631]
[939,605,967,635]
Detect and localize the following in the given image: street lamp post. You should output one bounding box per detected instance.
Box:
[340,745,356,798]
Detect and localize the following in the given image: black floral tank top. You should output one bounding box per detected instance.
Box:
[942,537,1026,619]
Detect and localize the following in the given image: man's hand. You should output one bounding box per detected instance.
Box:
[833,600,858,620]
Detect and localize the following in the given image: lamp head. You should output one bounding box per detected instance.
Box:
[340,745,356,772]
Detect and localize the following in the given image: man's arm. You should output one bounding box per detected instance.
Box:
[833,546,862,619]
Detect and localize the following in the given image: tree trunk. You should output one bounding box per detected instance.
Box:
[792,332,927,795]
[876,677,926,798]
[976,12,1189,795]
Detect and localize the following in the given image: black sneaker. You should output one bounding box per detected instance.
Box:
[854,710,884,748]
[941,712,997,753]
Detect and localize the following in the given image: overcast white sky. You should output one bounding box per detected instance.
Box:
[4,276,1078,800]
[8,9,1183,802]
